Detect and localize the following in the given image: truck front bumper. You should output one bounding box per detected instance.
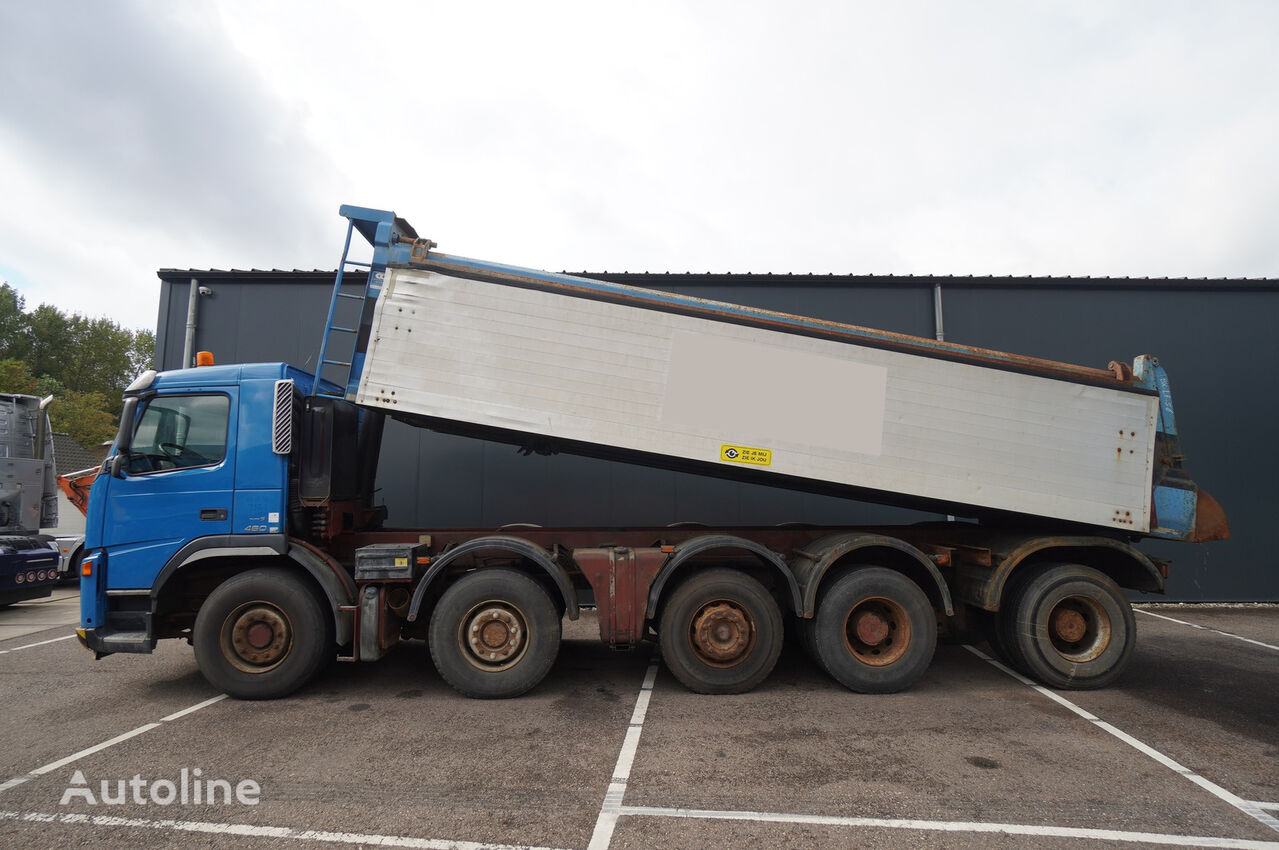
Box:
[75,627,155,657]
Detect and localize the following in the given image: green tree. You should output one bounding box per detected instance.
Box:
[0,284,27,361]
[49,390,118,447]
[129,329,156,377]
[54,314,140,399]
[0,282,153,445]
[0,358,37,394]
[25,304,77,388]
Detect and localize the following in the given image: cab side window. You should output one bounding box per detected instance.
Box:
[128,395,229,474]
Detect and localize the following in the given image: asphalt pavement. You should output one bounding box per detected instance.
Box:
[0,592,1275,849]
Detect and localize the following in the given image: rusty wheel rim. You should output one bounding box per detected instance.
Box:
[222,601,293,673]
[1047,596,1111,662]
[458,601,529,672]
[842,596,910,667]
[688,600,757,668]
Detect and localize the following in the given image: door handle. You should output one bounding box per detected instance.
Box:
[200,509,228,521]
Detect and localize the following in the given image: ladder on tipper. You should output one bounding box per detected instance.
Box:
[311,205,423,397]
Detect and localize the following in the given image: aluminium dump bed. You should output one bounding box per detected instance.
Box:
[326,205,1222,542]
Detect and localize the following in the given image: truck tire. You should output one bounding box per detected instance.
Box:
[812,567,936,694]
[796,616,822,669]
[658,569,783,694]
[977,608,1016,666]
[193,568,333,700]
[429,569,561,699]
[999,563,1135,690]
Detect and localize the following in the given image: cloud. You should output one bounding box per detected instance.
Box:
[0,1,339,327]
[0,0,1276,334]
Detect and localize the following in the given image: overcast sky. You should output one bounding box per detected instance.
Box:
[1,1,1276,333]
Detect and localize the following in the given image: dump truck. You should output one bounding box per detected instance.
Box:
[0,394,60,605]
[76,204,1228,700]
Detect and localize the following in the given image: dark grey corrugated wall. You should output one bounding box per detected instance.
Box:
[154,270,1276,601]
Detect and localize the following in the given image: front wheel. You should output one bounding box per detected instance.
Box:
[999,563,1135,690]
[658,569,783,694]
[429,569,562,699]
[193,568,333,699]
[812,567,936,694]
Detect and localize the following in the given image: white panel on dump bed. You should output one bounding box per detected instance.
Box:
[356,268,1158,532]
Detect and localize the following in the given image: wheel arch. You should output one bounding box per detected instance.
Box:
[645,534,802,620]
[151,535,356,645]
[982,537,1164,611]
[791,533,953,618]
[406,535,578,624]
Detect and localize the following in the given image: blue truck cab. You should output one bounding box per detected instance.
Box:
[78,362,357,664]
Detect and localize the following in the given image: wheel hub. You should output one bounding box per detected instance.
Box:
[1047,596,1111,661]
[1050,606,1088,644]
[227,605,291,668]
[246,622,274,649]
[465,606,524,664]
[852,609,890,645]
[690,601,754,665]
[843,597,910,667]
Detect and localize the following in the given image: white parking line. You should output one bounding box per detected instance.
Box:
[964,645,1279,835]
[0,811,570,850]
[588,659,659,850]
[1136,610,1279,652]
[0,694,228,793]
[0,634,77,654]
[623,804,1279,848]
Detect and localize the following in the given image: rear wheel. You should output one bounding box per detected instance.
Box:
[812,567,936,694]
[659,569,783,694]
[193,568,333,699]
[999,563,1135,689]
[429,569,561,699]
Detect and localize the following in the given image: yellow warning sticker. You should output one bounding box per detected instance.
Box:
[394,557,409,567]
[720,444,772,466]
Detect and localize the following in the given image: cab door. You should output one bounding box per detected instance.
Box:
[97,391,237,589]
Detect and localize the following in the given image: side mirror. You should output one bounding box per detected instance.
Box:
[109,454,127,479]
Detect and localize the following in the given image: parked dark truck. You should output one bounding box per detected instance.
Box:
[1,394,60,605]
[76,205,1228,699]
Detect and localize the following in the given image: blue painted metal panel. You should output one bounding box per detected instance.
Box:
[1152,485,1197,539]
[98,387,239,589]
[79,550,104,628]
[233,376,289,492]
[1132,356,1179,436]
[233,489,285,535]
[231,375,288,535]
[1131,356,1204,542]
